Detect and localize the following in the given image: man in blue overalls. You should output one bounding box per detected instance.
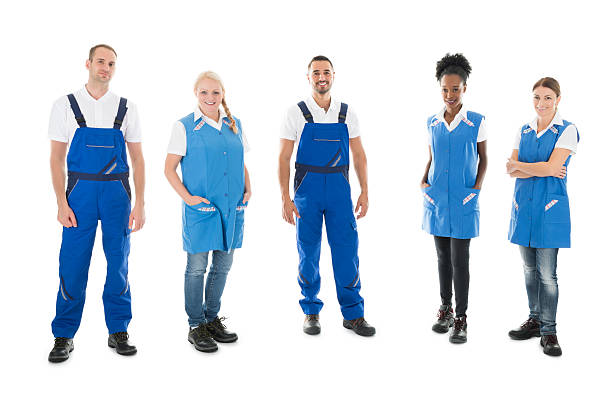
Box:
[48,44,146,362]
[279,56,375,337]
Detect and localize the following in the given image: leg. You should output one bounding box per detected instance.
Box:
[294,182,325,315]
[433,236,452,307]
[325,175,364,320]
[450,238,470,317]
[518,245,540,321]
[99,180,132,334]
[535,248,559,335]
[204,250,235,322]
[51,181,98,339]
[185,252,209,327]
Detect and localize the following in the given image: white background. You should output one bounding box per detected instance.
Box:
[1,0,609,406]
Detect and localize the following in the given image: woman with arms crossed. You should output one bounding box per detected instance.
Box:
[421,53,488,344]
[165,71,251,353]
[506,77,578,357]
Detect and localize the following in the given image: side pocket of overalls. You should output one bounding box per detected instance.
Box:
[119,227,131,296]
[66,174,79,201]
[119,178,132,201]
[294,166,308,194]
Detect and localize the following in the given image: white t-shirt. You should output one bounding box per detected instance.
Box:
[48,86,142,145]
[428,106,487,145]
[513,111,578,155]
[280,95,361,144]
[167,107,250,156]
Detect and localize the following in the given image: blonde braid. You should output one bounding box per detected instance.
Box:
[221,98,238,134]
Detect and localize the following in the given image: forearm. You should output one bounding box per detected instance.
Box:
[510,170,533,179]
[244,165,251,193]
[514,160,558,177]
[473,156,488,189]
[278,157,291,201]
[131,157,145,206]
[164,166,192,202]
[353,154,368,194]
[50,158,68,206]
[421,160,431,185]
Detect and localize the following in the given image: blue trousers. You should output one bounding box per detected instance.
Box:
[184,250,234,327]
[294,171,364,320]
[519,246,559,335]
[52,179,131,338]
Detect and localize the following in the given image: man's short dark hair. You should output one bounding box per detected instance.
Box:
[308,55,333,70]
[89,44,117,61]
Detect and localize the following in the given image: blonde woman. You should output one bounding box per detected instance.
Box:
[165,71,251,353]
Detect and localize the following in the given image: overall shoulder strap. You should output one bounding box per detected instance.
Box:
[297,101,314,123]
[338,102,348,123]
[67,94,87,128]
[113,97,128,129]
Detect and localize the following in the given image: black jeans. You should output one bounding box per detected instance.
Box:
[434,236,471,317]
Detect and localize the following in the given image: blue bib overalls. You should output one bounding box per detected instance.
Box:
[51,95,132,338]
[508,121,579,248]
[293,101,364,320]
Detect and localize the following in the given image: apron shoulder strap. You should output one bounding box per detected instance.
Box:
[297,101,314,123]
[67,94,87,128]
[113,97,128,129]
[338,102,348,124]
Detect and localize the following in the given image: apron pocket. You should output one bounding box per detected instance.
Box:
[462,188,480,214]
[544,194,570,224]
[422,186,436,210]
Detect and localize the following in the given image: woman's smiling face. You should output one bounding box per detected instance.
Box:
[195,77,224,118]
[533,86,560,119]
[440,74,466,110]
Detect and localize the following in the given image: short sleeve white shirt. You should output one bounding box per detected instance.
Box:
[280,95,361,144]
[512,111,578,155]
[167,107,250,156]
[48,86,142,145]
[429,106,487,145]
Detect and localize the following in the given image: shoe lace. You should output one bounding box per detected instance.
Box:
[211,317,227,330]
[521,318,538,329]
[54,337,70,347]
[196,324,213,338]
[543,334,558,344]
[306,314,318,322]
[113,332,129,342]
[352,317,367,327]
[454,318,465,331]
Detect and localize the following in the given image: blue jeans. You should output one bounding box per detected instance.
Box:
[519,246,559,335]
[184,250,234,327]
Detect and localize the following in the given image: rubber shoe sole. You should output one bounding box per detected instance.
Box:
[108,341,137,356]
[211,334,238,343]
[48,344,74,363]
[188,337,218,353]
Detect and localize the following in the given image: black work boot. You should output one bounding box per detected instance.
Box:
[188,324,218,353]
[303,314,321,335]
[206,317,238,343]
[108,332,137,356]
[343,317,376,337]
[48,337,74,363]
[449,316,467,344]
[540,334,562,356]
[432,304,455,333]
[508,318,541,340]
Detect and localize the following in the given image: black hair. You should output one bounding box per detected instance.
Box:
[435,53,471,83]
[308,55,333,70]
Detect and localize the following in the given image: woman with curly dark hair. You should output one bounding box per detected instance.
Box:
[420,53,488,344]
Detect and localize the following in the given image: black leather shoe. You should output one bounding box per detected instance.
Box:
[206,317,238,343]
[509,317,541,340]
[188,324,218,352]
[540,334,562,356]
[48,337,74,363]
[343,317,376,337]
[432,305,455,333]
[108,332,137,356]
[303,314,321,335]
[449,316,467,344]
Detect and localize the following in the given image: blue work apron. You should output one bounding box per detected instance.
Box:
[179,113,246,254]
[293,101,364,321]
[52,94,132,338]
[422,111,484,239]
[508,120,579,248]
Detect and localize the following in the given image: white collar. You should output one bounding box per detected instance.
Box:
[193,105,227,123]
[79,85,112,103]
[307,94,337,113]
[528,110,564,133]
[435,105,468,123]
